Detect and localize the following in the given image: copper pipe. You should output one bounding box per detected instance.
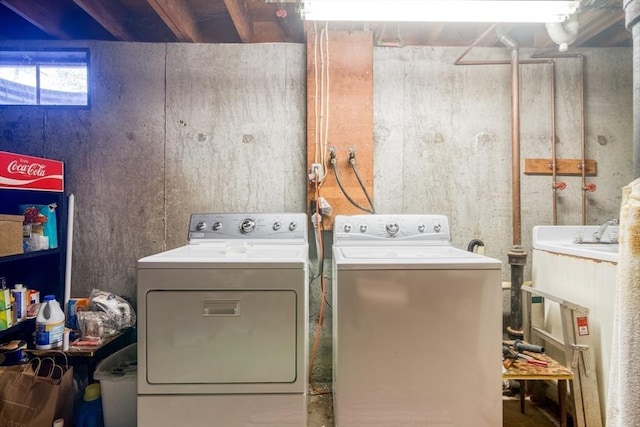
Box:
[550,61,558,224]
[533,52,586,224]
[579,55,586,225]
[454,23,499,65]
[510,46,522,246]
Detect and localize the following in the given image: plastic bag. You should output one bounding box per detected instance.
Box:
[88,289,136,331]
[76,311,116,341]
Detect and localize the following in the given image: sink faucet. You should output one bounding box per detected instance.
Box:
[593,218,619,242]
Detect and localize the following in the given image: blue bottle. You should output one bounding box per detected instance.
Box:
[75,383,105,427]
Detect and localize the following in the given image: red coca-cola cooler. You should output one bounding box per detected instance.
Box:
[0,151,64,192]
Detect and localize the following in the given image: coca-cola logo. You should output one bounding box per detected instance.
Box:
[7,160,46,177]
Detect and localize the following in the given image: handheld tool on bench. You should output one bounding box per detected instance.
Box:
[502,342,549,367]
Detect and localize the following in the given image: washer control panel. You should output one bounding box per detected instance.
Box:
[188,213,307,242]
[333,214,451,244]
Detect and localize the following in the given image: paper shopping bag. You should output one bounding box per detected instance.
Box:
[0,357,73,427]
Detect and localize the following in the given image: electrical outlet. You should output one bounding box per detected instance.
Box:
[308,163,324,183]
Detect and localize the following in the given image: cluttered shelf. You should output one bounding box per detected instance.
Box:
[0,248,61,264]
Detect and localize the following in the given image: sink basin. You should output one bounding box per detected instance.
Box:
[532,225,619,263]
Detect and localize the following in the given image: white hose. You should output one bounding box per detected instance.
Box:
[64,194,74,313]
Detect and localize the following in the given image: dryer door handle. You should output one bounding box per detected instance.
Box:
[202,300,240,316]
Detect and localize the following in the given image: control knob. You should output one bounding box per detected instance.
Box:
[289,222,297,231]
[196,222,206,231]
[418,224,426,233]
[240,218,256,234]
[273,221,282,231]
[433,223,442,233]
[212,222,223,231]
[343,224,352,233]
[360,224,367,233]
[386,220,400,236]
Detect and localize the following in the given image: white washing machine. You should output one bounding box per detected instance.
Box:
[332,214,502,427]
[137,213,308,427]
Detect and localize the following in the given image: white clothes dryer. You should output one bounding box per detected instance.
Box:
[137,213,308,427]
[332,214,502,427]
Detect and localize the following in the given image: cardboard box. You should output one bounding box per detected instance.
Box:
[0,214,23,256]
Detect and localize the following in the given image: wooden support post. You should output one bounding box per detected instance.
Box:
[306,29,374,229]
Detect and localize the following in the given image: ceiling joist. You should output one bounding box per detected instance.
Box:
[72,0,137,41]
[224,0,253,42]
[0,0,75,39]
[145,0,204,42]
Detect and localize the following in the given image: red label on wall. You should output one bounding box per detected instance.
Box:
[577,316,590,336]
[0,151,64,192]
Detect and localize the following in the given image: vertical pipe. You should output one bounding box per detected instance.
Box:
[550,62,558,224]
[634,23,640,179]
[625,0,640,179]
[579,55,587,225]
[500,33,528,337]
[506,43,522,246]
[64,194,75,314]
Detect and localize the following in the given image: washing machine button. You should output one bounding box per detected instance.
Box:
[433,223,442,233]
[289,222,297,231]
[212,221,223,231]
[196,222,207,231]
[418,224,426,232]
[273,221,282,231]
[343,224,352,233]
[360,224,367,233]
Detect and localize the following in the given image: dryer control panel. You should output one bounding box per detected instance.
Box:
[188,213,307,242]
[333,214,451,244]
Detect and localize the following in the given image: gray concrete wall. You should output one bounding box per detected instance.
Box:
[0,41,632,383]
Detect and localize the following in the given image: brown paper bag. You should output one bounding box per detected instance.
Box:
[0,357,73,427]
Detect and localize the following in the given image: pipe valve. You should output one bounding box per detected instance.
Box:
[553,181,567,190]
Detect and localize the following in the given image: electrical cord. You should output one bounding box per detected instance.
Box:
[348,150,376,214]
[308,174,331,396]
[330,149,374,214]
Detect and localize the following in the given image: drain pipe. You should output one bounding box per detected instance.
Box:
[499,31,528,338]
[625,0,640,178]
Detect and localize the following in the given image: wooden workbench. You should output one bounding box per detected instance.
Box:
[503,351,574,427]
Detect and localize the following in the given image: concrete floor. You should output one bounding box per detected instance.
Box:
[307,389,560,427]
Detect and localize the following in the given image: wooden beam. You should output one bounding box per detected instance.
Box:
[223,0,253,42]
[573,10,625,46]
[0,0,74,39]
[145,0,202,42]
[72,0,137,41]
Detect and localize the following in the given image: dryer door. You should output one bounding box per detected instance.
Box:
[145,289,297,384]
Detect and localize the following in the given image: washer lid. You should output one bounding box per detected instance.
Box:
[334,246,501,269]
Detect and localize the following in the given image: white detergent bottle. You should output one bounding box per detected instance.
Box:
[35,295,65,350]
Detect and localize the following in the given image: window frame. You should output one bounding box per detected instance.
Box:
[0,48,90,108]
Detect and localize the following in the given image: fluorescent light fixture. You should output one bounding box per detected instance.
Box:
[301,1,580,23]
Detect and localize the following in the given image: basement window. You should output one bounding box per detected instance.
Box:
[0,49,89,106]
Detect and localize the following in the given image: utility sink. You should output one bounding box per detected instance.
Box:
[532,225,619,263]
